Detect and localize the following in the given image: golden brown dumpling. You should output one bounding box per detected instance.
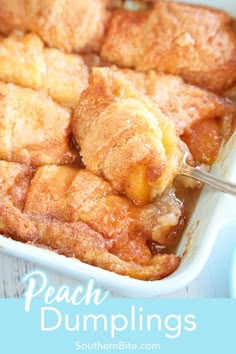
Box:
[0,0,110,53]
[117,68,236,135]
[0,82,75,166]
[73,67,182,205]
[0,33,89,107]
[101,1,236,93]
[24,165,184,248]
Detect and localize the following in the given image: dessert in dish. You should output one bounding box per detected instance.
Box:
[0,0,235,281]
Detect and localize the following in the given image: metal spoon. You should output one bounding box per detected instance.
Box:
[180,153,236,196]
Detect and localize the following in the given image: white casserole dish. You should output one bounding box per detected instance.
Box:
[0,0,235,297]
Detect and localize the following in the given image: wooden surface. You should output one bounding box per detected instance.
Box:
[0,225,234,298]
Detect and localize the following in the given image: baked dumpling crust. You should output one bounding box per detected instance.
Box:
[30,214,180,281]
[0,0,110,53]
[24,165,183,248]
[101,1,236,93]
[0,33,89,107]
[0,160,38,241]
[0,82,75,166]
[73,67,182,205]
[23,165,181,280]
[117,68,236,136]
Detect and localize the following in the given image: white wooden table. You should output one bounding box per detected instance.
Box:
[0,224,235,298]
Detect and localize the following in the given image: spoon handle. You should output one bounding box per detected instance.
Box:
[181,163,236,196]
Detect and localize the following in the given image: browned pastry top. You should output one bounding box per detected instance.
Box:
[101,1,236,93]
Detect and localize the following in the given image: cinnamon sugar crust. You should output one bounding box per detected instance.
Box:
[0,0,110,53]
[0,33,89,107]
[23,165,181,280]
[24,165,183,249]
[118,68,236,135]
[0,160,38,241]
[101,1,236,93]
[73,67,183,204]
[30,215,180,281]
[0,82,75,166]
